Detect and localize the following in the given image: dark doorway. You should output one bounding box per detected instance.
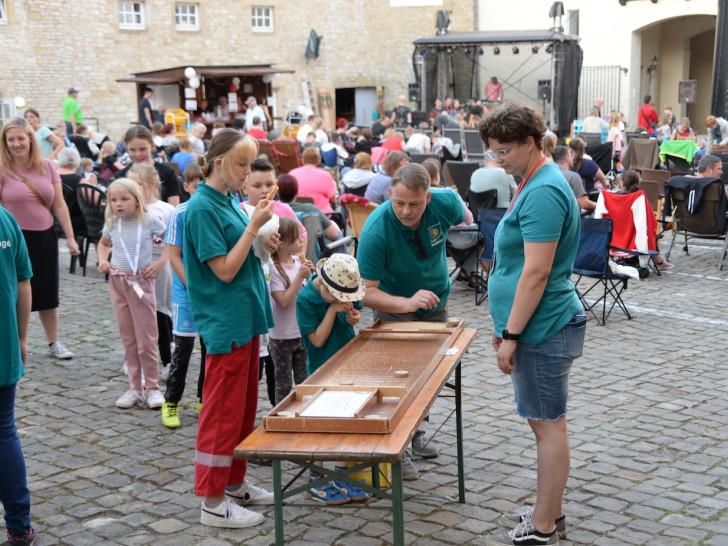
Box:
[335,87,355,123]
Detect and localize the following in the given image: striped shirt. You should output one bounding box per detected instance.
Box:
[102,215,166,273]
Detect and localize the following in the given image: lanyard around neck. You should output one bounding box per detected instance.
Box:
[507,155,547,215]
[117,220,142,275]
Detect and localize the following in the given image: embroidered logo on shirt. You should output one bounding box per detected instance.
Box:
[427,224,444,246]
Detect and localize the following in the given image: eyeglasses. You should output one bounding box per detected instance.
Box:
[484,145,515,161]
[411,232,427,260]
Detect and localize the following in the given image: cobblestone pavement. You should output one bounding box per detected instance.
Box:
[4,237,728,545]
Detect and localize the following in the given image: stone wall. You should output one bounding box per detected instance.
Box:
[0,0,473,140]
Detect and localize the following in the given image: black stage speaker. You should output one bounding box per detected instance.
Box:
[538,79,552,102]
[408,83,421,103]
[678,80,697,104]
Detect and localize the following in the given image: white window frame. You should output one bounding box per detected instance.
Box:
[175,3,199,31]
[118,1,145,30]
[0,99,17,127]
[0,0,7,25]
[251,6,273,33]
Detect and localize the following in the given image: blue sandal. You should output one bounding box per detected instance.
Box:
[332,480,371,502]
[303,483,351,505]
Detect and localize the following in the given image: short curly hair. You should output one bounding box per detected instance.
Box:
[478,102,546,150]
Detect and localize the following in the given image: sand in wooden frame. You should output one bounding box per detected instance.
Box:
[264,320,463,434]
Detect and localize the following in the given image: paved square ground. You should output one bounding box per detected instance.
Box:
[3,237,728,545]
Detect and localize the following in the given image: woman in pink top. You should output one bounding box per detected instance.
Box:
[0,117,80,359]
[288,148,337,213]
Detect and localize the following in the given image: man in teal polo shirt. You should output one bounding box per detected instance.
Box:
[357,162,465,478]
[358,162,464,322]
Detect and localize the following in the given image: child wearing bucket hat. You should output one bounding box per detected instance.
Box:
[295,253,368,505]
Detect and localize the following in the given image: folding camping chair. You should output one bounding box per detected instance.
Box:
[663,176,728,268]
[573,218,632,325]
[474,209,505,306]
[595,189,661,277]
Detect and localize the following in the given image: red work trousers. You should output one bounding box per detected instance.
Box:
[108,272,159,392]
[194,336,260,497]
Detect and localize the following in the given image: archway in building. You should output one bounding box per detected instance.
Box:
[636,14,716,128]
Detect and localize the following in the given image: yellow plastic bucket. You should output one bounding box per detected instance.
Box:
[347,462,392,489]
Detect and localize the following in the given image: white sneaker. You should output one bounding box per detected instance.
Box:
[226,480,275,506]
[146,389,164,409]
[116,390,143,409]
[48,340,73,359]
[159,364,169,382]
[200,499,264,528]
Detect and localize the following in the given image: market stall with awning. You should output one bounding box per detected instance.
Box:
[117,64,294,128]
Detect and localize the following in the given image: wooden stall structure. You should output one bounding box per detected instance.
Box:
[117,64,294,134]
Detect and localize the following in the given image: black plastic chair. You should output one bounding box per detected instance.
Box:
[463,129,486,162]
[573,218,632,325]
[467,189,498,219]
[76,183,107,276]
[409,153,440,165]
[443,161,480,202]
[53,182,85,274]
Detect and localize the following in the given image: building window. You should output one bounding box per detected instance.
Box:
[175,3,199,31]
[0,0,7,24]
[118,1,145,29]
[251,6,273,32]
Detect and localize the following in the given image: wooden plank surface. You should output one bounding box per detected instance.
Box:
[235,328,476,463]
[263,321,463,434]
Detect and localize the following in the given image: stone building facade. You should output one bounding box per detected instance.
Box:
[0,0,474,140]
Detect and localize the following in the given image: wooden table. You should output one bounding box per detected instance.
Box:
[234,327,476,545]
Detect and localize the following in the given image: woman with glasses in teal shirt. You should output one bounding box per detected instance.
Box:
[479,103,586,546]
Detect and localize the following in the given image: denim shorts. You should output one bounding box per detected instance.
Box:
[172,302,197,337]
[511,313,586,421]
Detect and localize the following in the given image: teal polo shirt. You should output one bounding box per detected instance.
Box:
[183,182,274,354]
[357,189,464,315]
[296,275,363,374]
[488,162,582,344]
[0,206,33,388]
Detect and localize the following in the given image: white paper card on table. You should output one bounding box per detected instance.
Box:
[438,347,458,356]
[299,391,372,418]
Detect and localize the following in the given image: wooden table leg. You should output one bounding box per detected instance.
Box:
[391,460,404,546]
[272,460,284,546]
[455,362,465,503]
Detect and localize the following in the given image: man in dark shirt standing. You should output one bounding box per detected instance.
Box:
[139,87,154,129]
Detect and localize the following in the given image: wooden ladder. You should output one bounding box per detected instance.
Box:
[301,77,319,116]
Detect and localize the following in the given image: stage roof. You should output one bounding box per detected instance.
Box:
[413,30,578,47]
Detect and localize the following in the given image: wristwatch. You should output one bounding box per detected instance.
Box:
[501,329,521,341]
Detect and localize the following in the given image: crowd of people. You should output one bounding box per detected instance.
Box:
[3,79,728,545]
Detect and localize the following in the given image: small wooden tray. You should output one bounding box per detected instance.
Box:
[265,385,407,434]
